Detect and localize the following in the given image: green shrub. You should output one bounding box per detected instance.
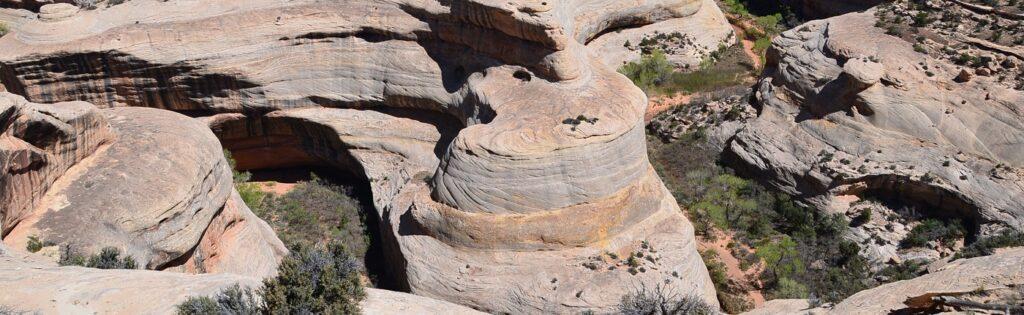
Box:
[176,284,261,315]
[26,235,53,253]
[850,209,872,227]
[954,230,1024,260]
[617,285,715,315]
[175,296,219,315]
[257,176,368,256]
[619,50,674,93]
[0,22,8,38]
[756,235,803,282]
[771,277,809,299]
[59,246,137,269]
[262,242,365,314]
[900,219,965,248]
[648,133,886,304]
[107,0,128,7]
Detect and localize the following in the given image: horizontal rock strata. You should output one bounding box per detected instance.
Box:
[0,0,731,312]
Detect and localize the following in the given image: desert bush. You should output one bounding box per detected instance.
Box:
[954,229,1024,260]
[176,284,261,315]
[258,176,367,257]
[619,50,674,93]
[0,22,8,37]
[618,285,716,315]
[59,245,137,269]
[770,277,809,299]
[25,235,53,253]
[262,242,365,314]
[900,218,965,248]
[222,151,368,257]
[175,296,219,315]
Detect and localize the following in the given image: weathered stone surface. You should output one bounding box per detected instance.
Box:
[0,242,476,314]
[0,0,732,312]
[0,93,111,237]
[726,12,1024,240]
[739,299,824,315]
[586,0,735,69]
[37,3,75,21]
[361,288,487,315]
[0,246,262,314]
[0,92,285,278]
[829,247,1024,314]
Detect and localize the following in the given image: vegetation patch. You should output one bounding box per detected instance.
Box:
[177,242,365,315]
[619,47,754,97]
[617,285,716,315]
[648,133,912,303]
[59,246,138,270]
[899,218,966,249]
[954,229,1024,260]
[226,151,369,258]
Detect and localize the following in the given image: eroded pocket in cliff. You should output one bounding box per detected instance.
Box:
[832,174,985,266]
[206,107,461,290]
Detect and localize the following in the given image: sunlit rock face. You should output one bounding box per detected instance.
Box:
[0,92,287,276]
[727,12,1024,241]
[0,0,736,312]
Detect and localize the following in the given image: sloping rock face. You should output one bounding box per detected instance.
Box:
[0,0,727,312]
[0,92,286,277]
[829,247,1024,314]
[586,0,736,69]
[727,12,1024,240]
[0,242,479,314]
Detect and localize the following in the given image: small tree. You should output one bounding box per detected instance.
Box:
[618,285,716,315]
[176,284,261,315]
[262,242,365,314]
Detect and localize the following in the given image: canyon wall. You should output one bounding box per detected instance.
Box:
[0,0,736,312]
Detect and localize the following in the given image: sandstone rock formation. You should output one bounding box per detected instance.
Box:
[726,10,1024,256]
[586,0,736,69]
[830,247,1024,314]
[0,92,286,276]
[0,0,733,312]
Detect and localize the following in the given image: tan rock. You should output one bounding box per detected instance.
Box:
[37,3,76,22]
[0,0,725,312]
[728,12,1024,237]
[830,248,1024,314]
[1,93,285,278]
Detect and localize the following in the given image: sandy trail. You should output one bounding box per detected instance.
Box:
[698,231,766,308]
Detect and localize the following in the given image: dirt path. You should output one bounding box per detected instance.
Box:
[644,20,763,123]
[731,24,763,70]
[645,93,695,122]
[257,181,297,196]
[699,231,766,308]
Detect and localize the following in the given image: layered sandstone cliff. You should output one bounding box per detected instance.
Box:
[0,0,733,312]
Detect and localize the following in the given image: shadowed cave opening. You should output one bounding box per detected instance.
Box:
[234,156,404,290]
[219,128,404,291]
